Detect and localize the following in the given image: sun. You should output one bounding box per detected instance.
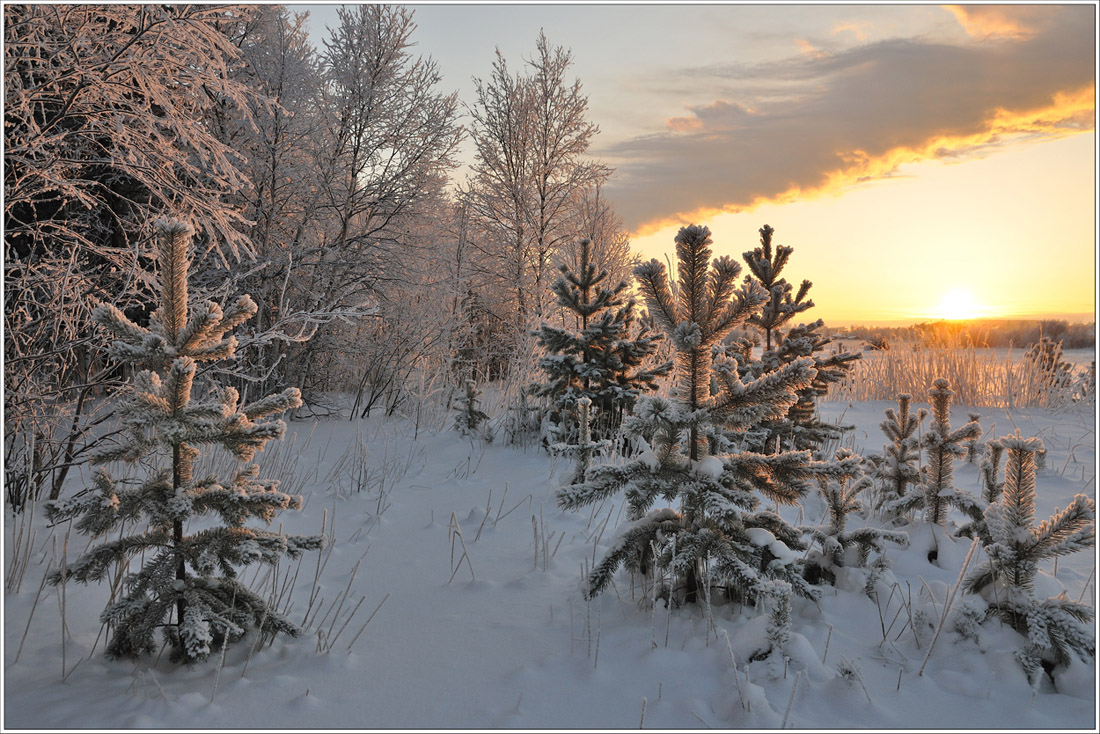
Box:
[932,288,984,321]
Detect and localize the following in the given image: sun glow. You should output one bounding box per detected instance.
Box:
[931,288,986,321]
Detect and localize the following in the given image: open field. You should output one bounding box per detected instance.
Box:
[4,392,1095,729]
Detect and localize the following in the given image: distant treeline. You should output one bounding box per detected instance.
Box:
[836,319,1096,350]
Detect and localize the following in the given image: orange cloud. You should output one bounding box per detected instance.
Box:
[794,38,828,60]
[831,21,869,41]
[665,115,702,133]
[620,83,1094,237]
[604,6,1094,234]
[945,4,1049,40]
[817,83,1093,190]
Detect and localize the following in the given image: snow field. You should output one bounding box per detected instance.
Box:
[3,399,1096,729]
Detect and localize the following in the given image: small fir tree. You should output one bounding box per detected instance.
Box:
[454,380,492,442]
[963,433,1095,683]
[885,379,981,528]
[750,319,860,453]
[957,438,1010,543]
[45,220,321,664]
[532,238,670,443]
[558,224,825,608]
[871,394,927,515]
[760,581,793,660]
[802,449,908,587]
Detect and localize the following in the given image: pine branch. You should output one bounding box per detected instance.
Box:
[155,218,193,344]
[1029,494,1096,558]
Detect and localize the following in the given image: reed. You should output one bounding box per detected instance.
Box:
[829,338,1092,409]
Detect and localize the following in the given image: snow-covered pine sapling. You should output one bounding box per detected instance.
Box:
[873,394,927,517]
[558,224,825,608]
[802,449,908,586]
[737,226,859,454]
[742,224,813,352]
[887,379,981,531]
[532,237,670,445]
[45,219,321,665]
[454,380,492,442]
[550,398,611,486]
[760,581,793,662]
[964,432,1095,683]
[957,438,1007,543]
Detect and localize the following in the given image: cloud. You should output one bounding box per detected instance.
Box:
[794,38,828,60]
[602,6,1095,234]
[945,4,1053,40]
[831,21,869,42]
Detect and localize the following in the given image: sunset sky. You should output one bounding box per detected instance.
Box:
[295,2,1097,326]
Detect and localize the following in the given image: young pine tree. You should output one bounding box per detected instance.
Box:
[46,220,321,664]
[979,439,1005,504]
[872,393,927,515]
[802,449,908,587]
[558,224,824,608]
[964,412,985,464]
[963,433,1095,683]
[738,226,859,453]
[885,379,981,529]
[454,380,492,442]
[742,224,812,352]
[956,438,1009,544]
[532,238,670,443]
[753,319,860,452]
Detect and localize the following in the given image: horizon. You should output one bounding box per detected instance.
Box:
[829,312,1097,329]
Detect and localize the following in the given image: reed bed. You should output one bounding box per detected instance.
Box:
[827,340,1094,409]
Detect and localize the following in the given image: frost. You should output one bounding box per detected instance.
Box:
[672,321,703,350]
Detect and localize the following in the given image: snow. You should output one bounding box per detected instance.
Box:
[744,527,799,564]
[635,437,660,472]
[692,455,725,479]
[3,399,1095,729]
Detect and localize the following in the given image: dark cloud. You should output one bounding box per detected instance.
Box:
[602,6,1095,233]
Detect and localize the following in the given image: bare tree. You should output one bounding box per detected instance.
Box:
[527,32,610,317]
[465,30,608,334]
[202,5,352,405]
[465,49,533,328]
[288,5,462,393]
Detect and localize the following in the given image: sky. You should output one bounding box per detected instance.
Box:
[291,2,1097,326]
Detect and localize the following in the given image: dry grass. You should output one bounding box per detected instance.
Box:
[828,340,1094,409]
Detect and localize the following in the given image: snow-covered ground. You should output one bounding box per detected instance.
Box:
[3,397,1096,730]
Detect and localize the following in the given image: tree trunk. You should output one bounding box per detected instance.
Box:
[173,444,186,630]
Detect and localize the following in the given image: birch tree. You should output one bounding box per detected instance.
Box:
[292,4,462,392]
[466,30,608,335]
